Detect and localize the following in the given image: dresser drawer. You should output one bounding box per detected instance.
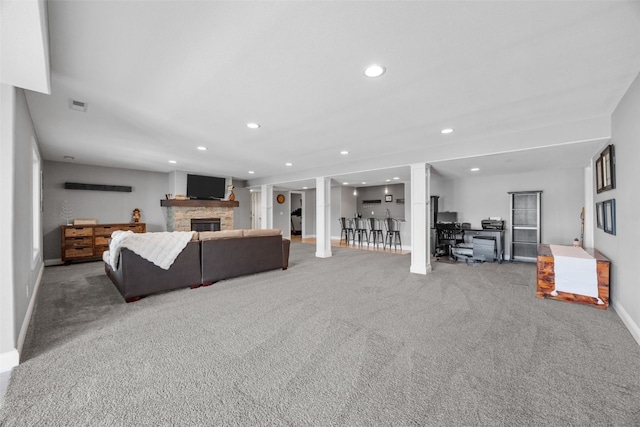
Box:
[94,225,118,236]
[64,227,93,237]
[65,237,93,248]
[94,236,110,246]
[64,247,94,259]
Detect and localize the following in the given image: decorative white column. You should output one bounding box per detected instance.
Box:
[410,163,431,274]
[315,177,332,258]
[260,184,273,229]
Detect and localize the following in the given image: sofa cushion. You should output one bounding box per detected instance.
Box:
[199,229,244,241]
[243,228,282,237]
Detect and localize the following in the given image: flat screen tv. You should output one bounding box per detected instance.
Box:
[186,174,226,200]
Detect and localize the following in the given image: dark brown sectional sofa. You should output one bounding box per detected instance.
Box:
[104,229,290,302]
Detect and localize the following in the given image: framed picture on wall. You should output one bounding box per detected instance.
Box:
[603,199,616,235]
[596,202,604,229]
[385,194,393,202]
[596,144,616,193]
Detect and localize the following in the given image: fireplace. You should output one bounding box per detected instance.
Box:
[191,218,221,232]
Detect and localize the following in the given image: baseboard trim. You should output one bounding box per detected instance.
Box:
[612,297,640,348]
[44,258,63,266]
[0,350,19,373]
[17,263,44,356]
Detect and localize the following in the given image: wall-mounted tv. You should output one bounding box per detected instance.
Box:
[186,174,226,200]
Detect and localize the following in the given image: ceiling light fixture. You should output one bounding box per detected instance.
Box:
[302,186,308,190]
[247,123,260,129]
[340,150,349,155]
[362,182,366,185]
[364,64,386,78]
[386,179,391,182]
[393,177,400,180]
[197,146,207,151]
[470,167,480,172]
[168,160,177,164]
[248,171,255,174]
[285,162,293,166]
[343,182,349,185]
[441,128,454,134]
[353,189,357,196]
[385,187,388,194]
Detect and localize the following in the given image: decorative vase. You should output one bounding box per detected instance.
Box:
[229,192,235,201]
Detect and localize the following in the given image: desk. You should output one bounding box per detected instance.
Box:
[464,229,505,263]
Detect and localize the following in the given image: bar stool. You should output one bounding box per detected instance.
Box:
[353,217,369,245]
[384,218,402,250]
[368,218,384,246]
[339,217,354,245]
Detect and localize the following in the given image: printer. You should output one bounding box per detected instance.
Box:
[481,219,505,230]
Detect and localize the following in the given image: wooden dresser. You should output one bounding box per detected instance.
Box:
[61,223,146,263]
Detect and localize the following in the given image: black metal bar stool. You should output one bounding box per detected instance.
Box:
[353,217,369,245]
[368,217,384,246]
[384,218,402,250]
[339,217,354,245]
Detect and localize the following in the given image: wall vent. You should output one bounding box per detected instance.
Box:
[69,99,88,112]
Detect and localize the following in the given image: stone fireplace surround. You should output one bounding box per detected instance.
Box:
[160,199,239,232]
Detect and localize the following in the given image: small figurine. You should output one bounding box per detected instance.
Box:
[228,184,235,201]
[132,208,141,223]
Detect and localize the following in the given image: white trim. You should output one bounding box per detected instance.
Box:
[612,297,640,347]
[44,258,63,266]
[0,350,19,373]
[17,263,44,355]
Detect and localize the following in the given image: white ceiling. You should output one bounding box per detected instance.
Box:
[24,1,640,189]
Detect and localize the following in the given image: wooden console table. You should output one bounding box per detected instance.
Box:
[61,223,146,263]
[536,244,610,309]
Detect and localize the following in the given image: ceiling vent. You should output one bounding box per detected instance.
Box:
[69,99,88,112]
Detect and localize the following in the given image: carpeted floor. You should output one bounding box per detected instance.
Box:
[1,242,639,425]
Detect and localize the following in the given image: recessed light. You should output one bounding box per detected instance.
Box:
[197,146,207,151]
[470,168,480,172]
[248,171,255,174]
[285,162,293,166]
[168,160,177,164]
[364,64,386,78]
[247,123,260,129]
[302,186,308,190]
[340,150,349,155]
[362,182,367,185]
[343,182,349,185]
[441,128,454,134]
[385,179,391,182]
[393,177,400,180]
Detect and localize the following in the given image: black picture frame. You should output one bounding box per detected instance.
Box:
[603,199,616,235]
[596,144,615,193]
[385,194,393,202]
[596,202,604,229]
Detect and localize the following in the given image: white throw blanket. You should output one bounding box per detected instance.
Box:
[108,230,195,270]
[550,244,602,304]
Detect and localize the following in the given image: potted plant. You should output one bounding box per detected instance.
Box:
[573,238,580,247]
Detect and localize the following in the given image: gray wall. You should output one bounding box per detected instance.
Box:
[43,161,169,261]
[232,180,251,230]
[304,188,316,237]
[356,183,405,219]
[272,190,290,237]
[608,72,640,344]
[445,167,585,259]
[12,88,43,351]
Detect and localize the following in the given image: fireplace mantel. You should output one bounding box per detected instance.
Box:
[160,199,239,208]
